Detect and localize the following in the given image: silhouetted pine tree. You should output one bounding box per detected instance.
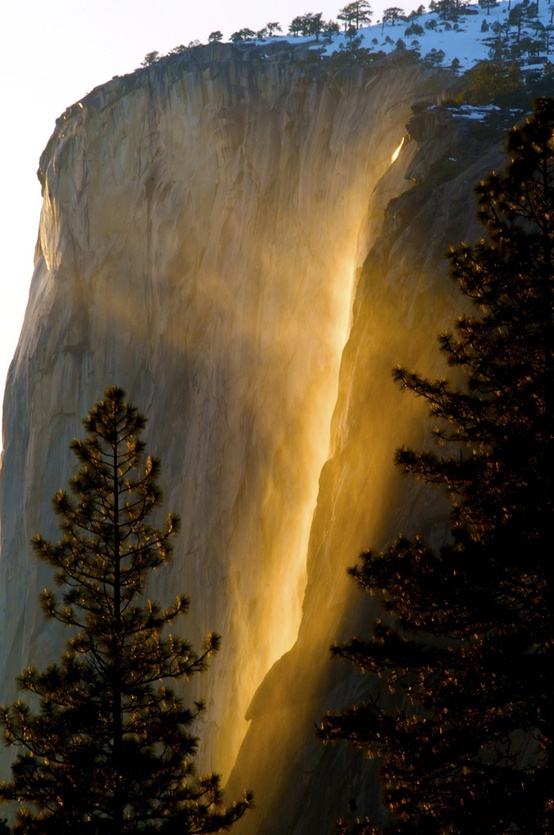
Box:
[320,98,554,833]
[0,386,252,833]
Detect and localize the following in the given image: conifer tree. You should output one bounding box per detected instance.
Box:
[320,99,554,833]
[338,1,373,31]
[0,386,252,833]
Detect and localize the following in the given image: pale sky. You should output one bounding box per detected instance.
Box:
[0,0,394,445]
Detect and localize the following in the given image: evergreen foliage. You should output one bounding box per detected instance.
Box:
[458,59,527,108]
[382,7,405,28]
[429,0,469,19]
[338,1,373,31]
[288,12,326,38]
[0,387,252,833]
[478,0,498,14]
[230,28,256,43]
[320,99,554,833]
[141,51,160,66]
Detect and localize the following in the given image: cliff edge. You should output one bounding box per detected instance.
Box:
[0,44,505,832]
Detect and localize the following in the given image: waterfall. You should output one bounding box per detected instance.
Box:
[0,45,499,831]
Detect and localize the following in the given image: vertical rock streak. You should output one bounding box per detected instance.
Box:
[2,47,434,794]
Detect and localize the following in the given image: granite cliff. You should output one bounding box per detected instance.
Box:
[0,43,505,832]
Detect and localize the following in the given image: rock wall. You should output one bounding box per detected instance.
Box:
[0,43,504,832]
[226,104,504,834]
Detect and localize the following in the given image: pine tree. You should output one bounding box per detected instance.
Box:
[0,386,252,833]
[338,1,373,32]
[320,98,554,833]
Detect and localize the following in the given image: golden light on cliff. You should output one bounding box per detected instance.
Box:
[15,63,433,803]
[391,137,404,163]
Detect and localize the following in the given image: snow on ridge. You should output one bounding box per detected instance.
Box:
[272,1,554,73]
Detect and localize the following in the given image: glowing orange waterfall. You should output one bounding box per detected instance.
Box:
[0,44,497,833]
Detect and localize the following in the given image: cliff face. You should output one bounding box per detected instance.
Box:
[226,103,504,834]
[0,44,502,832]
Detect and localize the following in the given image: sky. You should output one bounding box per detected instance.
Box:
[0,0,511,446]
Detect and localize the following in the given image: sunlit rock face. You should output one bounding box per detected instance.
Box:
[0,42,502,832]
[226,107,504,832]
